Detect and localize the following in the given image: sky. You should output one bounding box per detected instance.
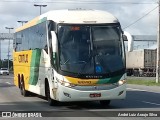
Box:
[0,0,159,59]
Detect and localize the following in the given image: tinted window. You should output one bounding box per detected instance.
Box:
[15,22,47,52]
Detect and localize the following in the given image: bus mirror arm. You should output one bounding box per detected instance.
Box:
[123,31,133,52]
[51,31,57,52]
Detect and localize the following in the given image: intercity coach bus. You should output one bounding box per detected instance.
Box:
[13,9,129,106]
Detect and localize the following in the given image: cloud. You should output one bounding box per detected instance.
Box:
[0,0,158,59]
[0,0,157,33]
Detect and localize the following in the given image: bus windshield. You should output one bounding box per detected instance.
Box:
[58,25,125,75]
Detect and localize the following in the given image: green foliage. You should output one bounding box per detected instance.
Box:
[127,79,160,86]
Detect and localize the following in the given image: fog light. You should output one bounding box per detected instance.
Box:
[118,91,124,96]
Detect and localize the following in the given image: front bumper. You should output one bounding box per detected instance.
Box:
[52,84,126,102]
[0,72,9,75]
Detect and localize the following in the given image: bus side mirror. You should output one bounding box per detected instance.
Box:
[122,34,128,41]
[51,31,58,70]
[123,31,133,52]
[51,31,57,52]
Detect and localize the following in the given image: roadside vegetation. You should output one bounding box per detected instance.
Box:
[127,79,160,86]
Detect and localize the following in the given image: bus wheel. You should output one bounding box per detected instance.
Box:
[45,82,58,106]
[20,80,29,97]
[99,100,111,106]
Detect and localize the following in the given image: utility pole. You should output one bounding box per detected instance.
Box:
[17,21,28,26]
[34,4,47,15]
[0,39,1,61]
[0,39,4,68]
[5,27,14,71]
[156,0,160,83]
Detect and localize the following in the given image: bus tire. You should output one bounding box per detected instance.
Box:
[99,100,111,106]
[45,81,58,106]
[20,77,29,97]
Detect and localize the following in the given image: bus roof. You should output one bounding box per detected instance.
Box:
[16,9,119,32]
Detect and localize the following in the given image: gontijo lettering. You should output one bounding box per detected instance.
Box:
[18,54,28,63]
[78,81,91,84]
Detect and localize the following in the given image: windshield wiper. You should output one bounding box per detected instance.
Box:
[75,52,93,78]
[62,59,70,65]
[61,59,87,65]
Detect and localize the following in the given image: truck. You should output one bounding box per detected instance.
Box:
[126,49,157,77]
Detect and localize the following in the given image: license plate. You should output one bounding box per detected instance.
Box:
[89,93,101,98]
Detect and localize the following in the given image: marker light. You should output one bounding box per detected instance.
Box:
[71,26,80,31]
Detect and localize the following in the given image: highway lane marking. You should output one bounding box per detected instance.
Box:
[141,101,160,106]
[127,88,160,106]
[5,82,11,85]
[0,82,11,85]
[127,88,148,92]
[127,88,160,93]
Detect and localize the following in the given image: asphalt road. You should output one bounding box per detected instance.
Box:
[0,75,160,120]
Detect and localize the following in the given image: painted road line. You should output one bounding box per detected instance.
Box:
[127,88,160,93]
[128,88,160,106]
[141,101,160,106]
[127,88,148,92]
[5,82,11,85]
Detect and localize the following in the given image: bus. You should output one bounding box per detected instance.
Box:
[13,9,128,106]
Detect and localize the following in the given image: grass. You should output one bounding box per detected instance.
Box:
[127,79,160,86]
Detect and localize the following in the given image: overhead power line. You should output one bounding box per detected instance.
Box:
[123,6,158,29]
[0,0,157,4]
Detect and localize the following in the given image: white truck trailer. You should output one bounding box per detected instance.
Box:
[126,49,156,77]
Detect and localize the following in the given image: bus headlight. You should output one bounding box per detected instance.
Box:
[61,81,76,88]
[118,80,126,85]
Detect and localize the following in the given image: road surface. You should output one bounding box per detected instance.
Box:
[0,75,160,120]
